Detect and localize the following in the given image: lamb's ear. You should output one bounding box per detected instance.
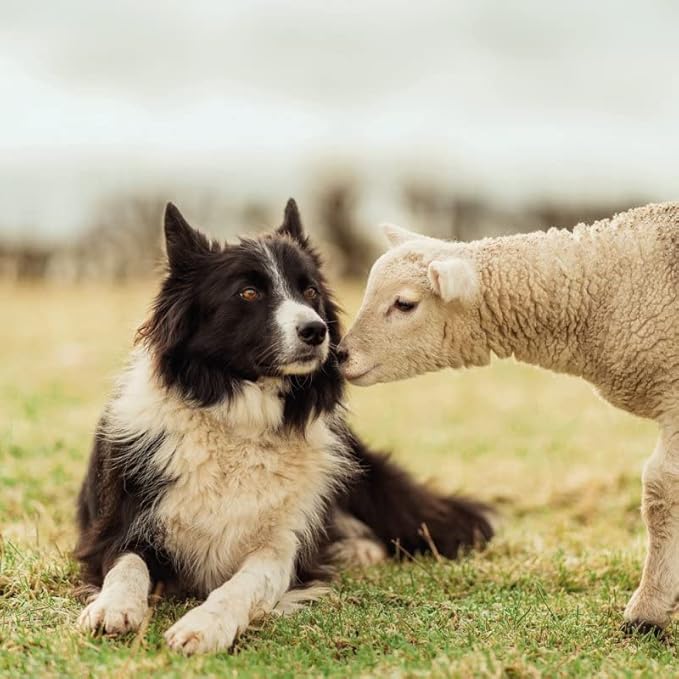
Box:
[164,203,209,269]
[428,258,479,304]
[277,198,305,241]
[381,223,427,248]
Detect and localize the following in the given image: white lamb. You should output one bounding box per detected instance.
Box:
[338,202,679,634]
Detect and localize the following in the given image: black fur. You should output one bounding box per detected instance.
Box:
[75,199,493,595]
[338,428,493,559]
[76,422,178,591]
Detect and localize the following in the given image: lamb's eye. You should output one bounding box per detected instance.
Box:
[394,298,417,313]
[240,287,261,302]
[303,286,319,301]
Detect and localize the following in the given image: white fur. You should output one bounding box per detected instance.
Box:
[165,569,332,653]
[102,350,352,652]
[328,510,387,566]
[275,298,329,372]
[264,243,294,298]
[273,583,331,615]
[165,531,298,654]
[78,553,150,634]
[333,509,375,539]
[329,538,387,567]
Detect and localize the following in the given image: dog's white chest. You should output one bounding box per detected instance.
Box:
[108,360,349,596]
[153,398,344,595]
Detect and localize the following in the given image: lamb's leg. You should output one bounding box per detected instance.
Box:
[624,425,679,632]
[164,532,298,654]
[78,553,150,634]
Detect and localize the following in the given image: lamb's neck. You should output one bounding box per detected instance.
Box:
[470,229,600,378]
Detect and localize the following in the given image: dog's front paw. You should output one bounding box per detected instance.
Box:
[78,591,148,635]
[164,603,241,654]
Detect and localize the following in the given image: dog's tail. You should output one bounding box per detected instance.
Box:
[338,428,494,560]
[273,582,332,616]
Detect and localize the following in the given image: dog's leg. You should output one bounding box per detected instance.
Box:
[330,511,387,567]
[164,532,297,654]
[624,423,679,632]
[78,553,150,634]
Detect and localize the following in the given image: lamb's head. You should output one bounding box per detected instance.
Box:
[339,225,484,385]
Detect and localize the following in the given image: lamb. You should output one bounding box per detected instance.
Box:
[338,202,679,634]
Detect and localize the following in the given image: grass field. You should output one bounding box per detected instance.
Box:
[0,281,673,678]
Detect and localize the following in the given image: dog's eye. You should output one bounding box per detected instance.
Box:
[303,286,319,301]
[240,287,261,302]
[394,298,417,313]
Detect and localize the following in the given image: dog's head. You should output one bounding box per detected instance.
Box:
[138,199,343,426]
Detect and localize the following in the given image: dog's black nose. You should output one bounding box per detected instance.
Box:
[336,347,349,365]
[297,321,327,346]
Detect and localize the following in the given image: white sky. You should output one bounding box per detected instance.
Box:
[1,0,679,237]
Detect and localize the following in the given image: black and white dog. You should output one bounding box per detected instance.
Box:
[75,199,492,654]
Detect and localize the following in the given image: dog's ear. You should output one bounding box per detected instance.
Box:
[277,198,305,241]
[164,203,210,269]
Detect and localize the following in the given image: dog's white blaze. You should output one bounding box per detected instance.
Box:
[104,349,351,652]
[78,553,150,634]
[263,243,294,298]
[274,298,329,364]
[262,242,329,371]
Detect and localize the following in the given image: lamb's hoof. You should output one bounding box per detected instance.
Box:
[621,619,667,641]
[623,588,671,637]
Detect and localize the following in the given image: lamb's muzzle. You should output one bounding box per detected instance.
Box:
[337,338,380,385]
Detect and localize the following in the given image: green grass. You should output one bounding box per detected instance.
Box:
[0,282,670,678]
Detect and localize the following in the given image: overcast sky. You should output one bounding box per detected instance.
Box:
[2,0,679,237]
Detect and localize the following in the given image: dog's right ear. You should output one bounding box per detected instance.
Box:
[277,198,305,242]
[164,203,210,269]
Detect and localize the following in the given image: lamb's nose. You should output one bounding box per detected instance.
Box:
[297,321,327,346]
[336,347,349,365]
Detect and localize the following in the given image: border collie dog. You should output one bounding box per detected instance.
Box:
[75,199,492,654]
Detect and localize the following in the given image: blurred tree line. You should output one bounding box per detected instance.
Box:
[0,177,641,283]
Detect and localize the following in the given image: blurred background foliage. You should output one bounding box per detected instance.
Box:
[1,1,676,283]
[0,179,641,283]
